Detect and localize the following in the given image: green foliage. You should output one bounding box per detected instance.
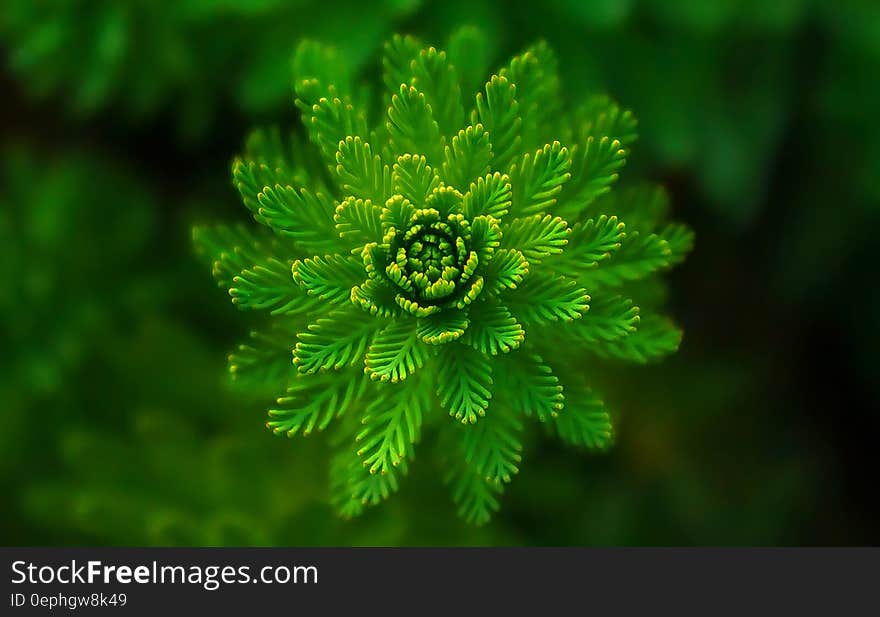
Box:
[0,0,419,136]
[196,28,691,524]
[0,147,156,399]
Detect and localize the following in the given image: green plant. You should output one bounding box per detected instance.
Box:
[194,29,693,524]
[0,146,158,498]
[0,0,419,135]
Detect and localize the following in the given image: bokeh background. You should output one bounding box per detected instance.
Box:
[1,0,878,545]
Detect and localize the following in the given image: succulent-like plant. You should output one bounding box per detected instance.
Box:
[194,29,693,524]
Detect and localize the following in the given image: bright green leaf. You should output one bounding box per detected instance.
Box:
[436,343,493,423]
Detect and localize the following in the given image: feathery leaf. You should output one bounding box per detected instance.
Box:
[335,136,392,205]
[591,314,683,363]
[268,372,366,437]
[292,254,364,304]
[496,353,564,422]
[357,377,427,475]
[294,307,375,374]
[553,386,614,450]
[387,84,443,163]
[506,272,589,324]
[509,141,572,216]
[411,46,464,136]
[442,124,493,191]
[297,91,369,164]
[461,172,512,219]
[575,95,638,149]
[365,319,429,382]
[256,185,337,253]
[462,299,525,355]
[446,461,502,526]
[547,215,626,276]
[578,231,672,288]
[417,310,470,345]
[481,248,529,293]
[471,75,521,171]
[556,136,627,221]
[230,256,312,315]
[436,343,493,424]
[393,154,440,206]
[571,295,640,344]
[334,196,384,245]
[462,406,523,483]
[501,213,570,262]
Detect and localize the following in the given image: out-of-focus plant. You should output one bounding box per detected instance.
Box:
[0,0,420,136]
[0,147,156,401]
[195,29,692,524]
[0,146,159,510]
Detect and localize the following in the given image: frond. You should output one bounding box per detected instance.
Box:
[425,184,463,218]
[230,256,317,315]
[598,184,669,232]
[505,272,589,324]
[267,372,366,438]
[461,172,512,219]
[461,405,524,483]
[356,376,428,475]
[410,46,464,137]
[365,319,430,382]
[351,277,400,318]
[471,75,521,171]
[417,310,470,345]
[445,459,502,526]
[334,196,384,246]
[501,213,570,262]
[546,215,626,277]
[468,215,502,262]
[382,34,422,94]
[292,254,364,304]
[659,223,695,266]
[575,95,638,149]
[335,136,392,205]
[192,223,288,289]
[237,127,333,202]
[386,84,443,163]
[232,159,294,225]
[481,248,529,294]
[509,141,572,216]
[446,25,493,99]
[393,154,440,206]
[462,299,525,355]
[495,353,564,422]
[556,136,627,221]
[578,231,672,288]
[570,295,640,344]
[293,307,375,374]
[292,39,352,101]
[331,446,404,518]
[255,185,337,253]
[591,314,683,364]
[442,125,493,192]
[380,194,416,232]
[436,343,493,424]
[553,386,614,451]
[227,326,297,391]
[500,41,561,150]
[297,90,369,165]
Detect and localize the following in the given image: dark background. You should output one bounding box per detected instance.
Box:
[1,0,877,545]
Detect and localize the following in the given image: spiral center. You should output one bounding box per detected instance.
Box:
[385,208,473,304]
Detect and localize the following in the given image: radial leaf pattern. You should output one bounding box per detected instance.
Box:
[194,28,693,524]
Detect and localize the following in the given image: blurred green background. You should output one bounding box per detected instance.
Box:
[1,0,877,545]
